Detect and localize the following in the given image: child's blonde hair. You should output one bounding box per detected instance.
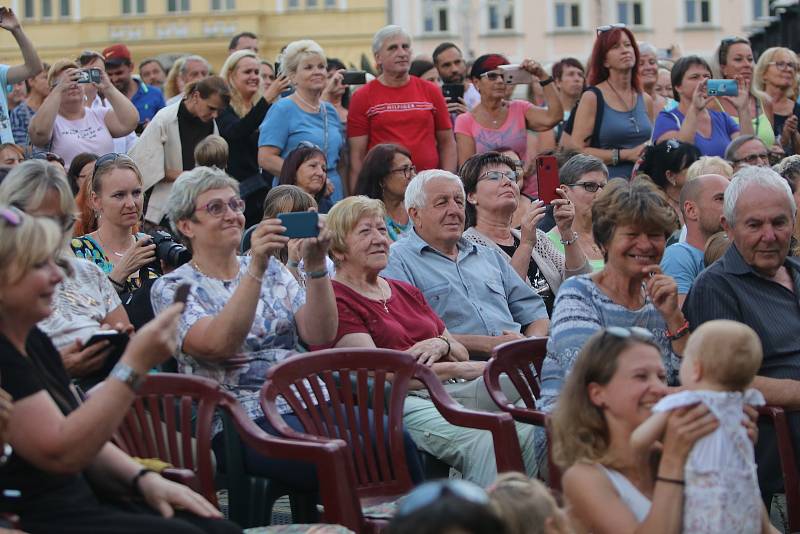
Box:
[488,472,569,534]
[194,135,229,170]
[687,320,763,391]
[703,231,731,267]
[686,156,733,180]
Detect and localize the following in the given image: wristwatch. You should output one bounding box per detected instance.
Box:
[110,362,146,392]
[539,77,555,87]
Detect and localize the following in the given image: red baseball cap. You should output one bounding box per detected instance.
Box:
[102,44,132,66]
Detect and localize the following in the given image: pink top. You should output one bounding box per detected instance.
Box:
[454,99,533,161]
[50,107,113,168]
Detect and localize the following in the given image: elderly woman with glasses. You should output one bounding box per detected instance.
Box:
[354,143,416,241]
[0,160,133,387]
[454,54,562,170]
[27,59,138,169]
[149,166,347,493]
[754,46,800,155]
[461,152,589,315]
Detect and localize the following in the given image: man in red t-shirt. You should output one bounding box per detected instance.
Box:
[347,25,456,192]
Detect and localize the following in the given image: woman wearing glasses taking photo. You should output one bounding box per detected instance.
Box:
[354,143,416,241]
[454,54,562,170]
[565,24,654,179]
[460,152,589,316]
[754,47,800,155]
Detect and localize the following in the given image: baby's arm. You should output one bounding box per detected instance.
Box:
[631,411,670,453]
[761,505,780,534]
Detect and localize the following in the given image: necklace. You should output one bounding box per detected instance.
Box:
[294,91,321,112]
[191,260,237,282]
[377,280,390,313]
[94,231,132,258]
[482,102,507,127]
[606,81,640,134]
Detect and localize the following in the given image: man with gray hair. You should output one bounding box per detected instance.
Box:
[382,169,549,360]
[166,55,210,105]
[684,165,800,504]
[347,25,456,193]
[661,173,728,306]
[724,134,770,172]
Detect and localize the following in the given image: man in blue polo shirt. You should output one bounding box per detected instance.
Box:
[103,43,165,132]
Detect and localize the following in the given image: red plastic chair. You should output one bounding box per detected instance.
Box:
[260,348,525,532]
[107,374,363,531]
[758,405,800,532]
[484,337,561,492]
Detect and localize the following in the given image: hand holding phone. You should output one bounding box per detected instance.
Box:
[706,79,738,97]
[499,64,534,85]
[536,155,560,205]
[342,71,367,85]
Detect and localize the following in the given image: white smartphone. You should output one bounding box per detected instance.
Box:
[499,64,533,85]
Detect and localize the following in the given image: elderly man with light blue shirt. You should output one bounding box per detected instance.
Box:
[382,169,550,360]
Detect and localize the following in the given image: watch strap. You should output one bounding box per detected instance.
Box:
[110,362,146,392]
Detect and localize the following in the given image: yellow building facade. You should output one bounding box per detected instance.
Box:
[0,0,387,72]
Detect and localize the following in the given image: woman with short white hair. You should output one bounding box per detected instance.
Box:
[257,40,345,203]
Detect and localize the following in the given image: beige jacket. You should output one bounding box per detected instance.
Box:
[129,101,218,224]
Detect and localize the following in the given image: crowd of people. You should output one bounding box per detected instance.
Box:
[0,7,799,533]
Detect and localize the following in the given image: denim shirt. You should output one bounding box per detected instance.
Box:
[381,229,548,336]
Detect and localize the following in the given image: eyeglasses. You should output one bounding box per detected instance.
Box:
[769,60,799,72]
[479,71,504,81]
[479,170,516,183]
[603,326,656,342]
[569,181,605,193]
[733,152,769,165]
[92,152,134,183]
[196,197,245,217]
[0,206,21,226]
[396,480,489,518]
[596,23,626,34]
[390,164,416,179]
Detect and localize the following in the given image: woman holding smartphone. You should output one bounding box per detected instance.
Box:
[454,54,562,169]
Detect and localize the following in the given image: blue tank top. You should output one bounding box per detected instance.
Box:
[597,92,652,179]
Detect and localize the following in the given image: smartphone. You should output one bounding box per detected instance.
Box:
[278,211,319,239]
[499,64,534,85]
[536,155,560,205]
[174,283,191,305]
[341,71,367,85]
[77,68,102,84]
[274,62,281,76]
[706,79,738,97]
[85,330,129,350]
[441,83,465,103]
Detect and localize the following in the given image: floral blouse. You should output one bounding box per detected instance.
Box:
[71,233,158,292]
[150,256,325,436]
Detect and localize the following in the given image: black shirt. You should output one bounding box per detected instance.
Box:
[217,99,272,198]
[498,234,556,315]
[177,100,214,171]
[0,328,81,506]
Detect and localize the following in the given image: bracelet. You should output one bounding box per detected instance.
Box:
[539,77,555,87]
[436,334,451,357]
[655,476,685,486]
[131,468,156,495]
[611,148,621,166]
[108,276,125,292]
[286,260,300,269]
[667,320,690,341]
[560,231,579,246]
[245,266,263,284]
[306,269,329,279]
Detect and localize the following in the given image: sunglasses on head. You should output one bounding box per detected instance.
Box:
[31,152,65,166]
[396,480,489,519]
[596,23,626,34]
[664,139,681,153]
[91,152,134,182]
[602,326,656,343]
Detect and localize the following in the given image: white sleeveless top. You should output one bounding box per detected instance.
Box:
[597,464,651,522]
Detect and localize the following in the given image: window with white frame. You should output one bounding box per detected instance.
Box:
[122,0,146,14]
[422,0,450,34]
[307,0,318,6]
[615,1,644,26]
[59,0,70,16]
[167,0,190,12]
[324,0,336,7]
[684,0,711,24]
[41,0,52,18]
[487,0,514,31]
[554,1,581,29]
[287,0,299,8]
[211,0,235,9]
[752,0,773,19]
[24,0,34,18]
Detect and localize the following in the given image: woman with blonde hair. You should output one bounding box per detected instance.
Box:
[258,39,345,203]
[163,56,186,101]
[218,50,290,226]
[754,46,800,154]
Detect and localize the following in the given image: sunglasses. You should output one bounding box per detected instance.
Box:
[603,326,656,342]
[31,152,65,166]
[569,181,605,193]
[596,23,626,34]
[479,170,517,183]
[298,140,323,151]
[664,139,681,153]
[196,197,245,218]
[396,480,489,518]
[479,71,504,82]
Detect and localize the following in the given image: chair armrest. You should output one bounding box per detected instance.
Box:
[414,365,525,474]
[219,393,363,532]
[161,467,202,495]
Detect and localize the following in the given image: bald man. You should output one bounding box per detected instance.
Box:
[661,174,730,306]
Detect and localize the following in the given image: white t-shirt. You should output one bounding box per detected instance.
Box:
[38,257,122,349]
[51,107,113,168]
[91,95,137,153]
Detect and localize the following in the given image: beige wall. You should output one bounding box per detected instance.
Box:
[0,0,387,73]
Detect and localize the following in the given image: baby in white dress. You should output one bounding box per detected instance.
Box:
[631,320,773,534]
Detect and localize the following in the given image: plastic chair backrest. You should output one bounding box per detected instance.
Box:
[261,348,418,500]
[486,337,548,411]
